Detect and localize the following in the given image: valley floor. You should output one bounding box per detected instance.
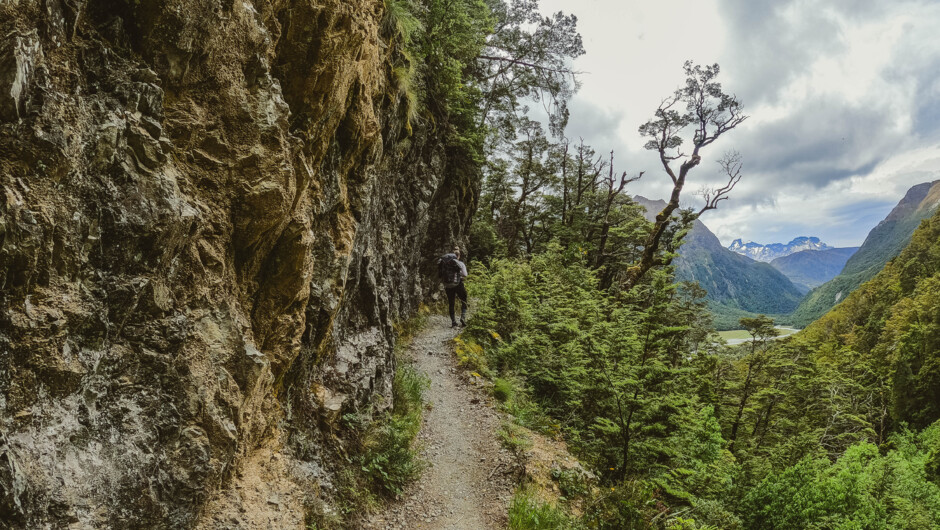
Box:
[719,326,800,345]
[361,315,516,529]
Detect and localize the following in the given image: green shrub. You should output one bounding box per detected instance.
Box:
[499,421,533,455]
[503,386,557,436]
[454,336,490,375]
[550,467,590,499]
[493,377,514,402]
[393,360,427,418]
[580,481,658,530]
[355,363,429,498]
[359,413,424,497]
[508,486,580,530]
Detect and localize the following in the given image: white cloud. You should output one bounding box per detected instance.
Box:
[536,0,940,246]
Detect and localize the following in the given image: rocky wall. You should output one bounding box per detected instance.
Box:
[0,0,475,527]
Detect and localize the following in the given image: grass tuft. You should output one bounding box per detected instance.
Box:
[508,485,580,530]
[499,421,533,455]
[493,377,513,402]
[359,363,429,497]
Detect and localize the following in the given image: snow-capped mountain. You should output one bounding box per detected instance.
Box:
[728,236,832,262]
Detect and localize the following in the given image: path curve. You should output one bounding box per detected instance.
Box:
[362,315,514,530]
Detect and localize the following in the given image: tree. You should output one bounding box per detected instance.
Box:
[621,62,747,291]
[728,315,778,452]
[476,0,584,138]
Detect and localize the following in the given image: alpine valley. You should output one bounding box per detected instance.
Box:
[638,180,940,331]
[635,197,804,330]
[791,179,940,327]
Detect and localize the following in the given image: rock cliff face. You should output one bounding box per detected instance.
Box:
[0,1,474,527]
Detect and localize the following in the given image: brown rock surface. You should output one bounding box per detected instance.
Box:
[0,1,474,527]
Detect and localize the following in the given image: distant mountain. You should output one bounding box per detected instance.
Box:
[634,196,805,330]
[791,180,940,327]
[769,247,859,293]
[729,236,832,262]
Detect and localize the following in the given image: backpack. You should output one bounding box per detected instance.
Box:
[438,253,462,288]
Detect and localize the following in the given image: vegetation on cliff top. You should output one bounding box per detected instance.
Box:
[382,0,583,163]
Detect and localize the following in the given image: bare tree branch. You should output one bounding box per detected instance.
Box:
[623,62,748,291]
[698,150,743,215]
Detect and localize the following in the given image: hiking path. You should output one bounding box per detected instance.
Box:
[361,314,516,530]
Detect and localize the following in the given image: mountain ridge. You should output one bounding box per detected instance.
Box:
[633,196,804,329]
[769,247,859,293]
[729,236,832,262]
[791,179,940,327]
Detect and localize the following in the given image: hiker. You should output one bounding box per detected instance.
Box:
[438,246,468,328]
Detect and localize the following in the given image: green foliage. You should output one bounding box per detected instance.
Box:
[499,421,534,455]
[453,335,490,375]
[414,0,491,157]
[383,0,422,46]
[742,425,940,529]
[707,301,790,332]
[382,0,423,133]
[550,467,591,499]
[466,243,735,525]
[461,208,940,527]
[493,377,514,402]
[508,486,581,530]
[502,385,557,435]
[803,209,940,429]
[580,480,663,530]
[380,0,584,160]
[358,363,429,497]
[480,1,584,137]
[392,360,428,421]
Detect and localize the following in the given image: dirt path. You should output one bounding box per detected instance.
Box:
[362,314,515,530]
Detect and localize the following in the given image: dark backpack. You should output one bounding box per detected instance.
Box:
[438,254,462,287]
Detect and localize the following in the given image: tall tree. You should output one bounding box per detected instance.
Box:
[622,62,747,290]
[728,315,778,452]
[476,0,585,139]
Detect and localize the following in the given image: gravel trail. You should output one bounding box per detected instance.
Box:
[362,314,514,530]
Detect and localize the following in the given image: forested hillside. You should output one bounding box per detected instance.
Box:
[465,184,940,529]
[633,197,803,329]
[802,207,940,429]
[461,59,940,528]
[792,180,940,326]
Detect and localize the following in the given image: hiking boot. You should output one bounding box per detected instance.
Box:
[460,319,466,327]
[451,321,458,328]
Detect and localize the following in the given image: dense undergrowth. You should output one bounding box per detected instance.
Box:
[460,211,940,528]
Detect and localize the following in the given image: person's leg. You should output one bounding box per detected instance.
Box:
[456,283,468,325]
[445,287,457,326]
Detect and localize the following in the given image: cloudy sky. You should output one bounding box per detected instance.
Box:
[538,0,940,247]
